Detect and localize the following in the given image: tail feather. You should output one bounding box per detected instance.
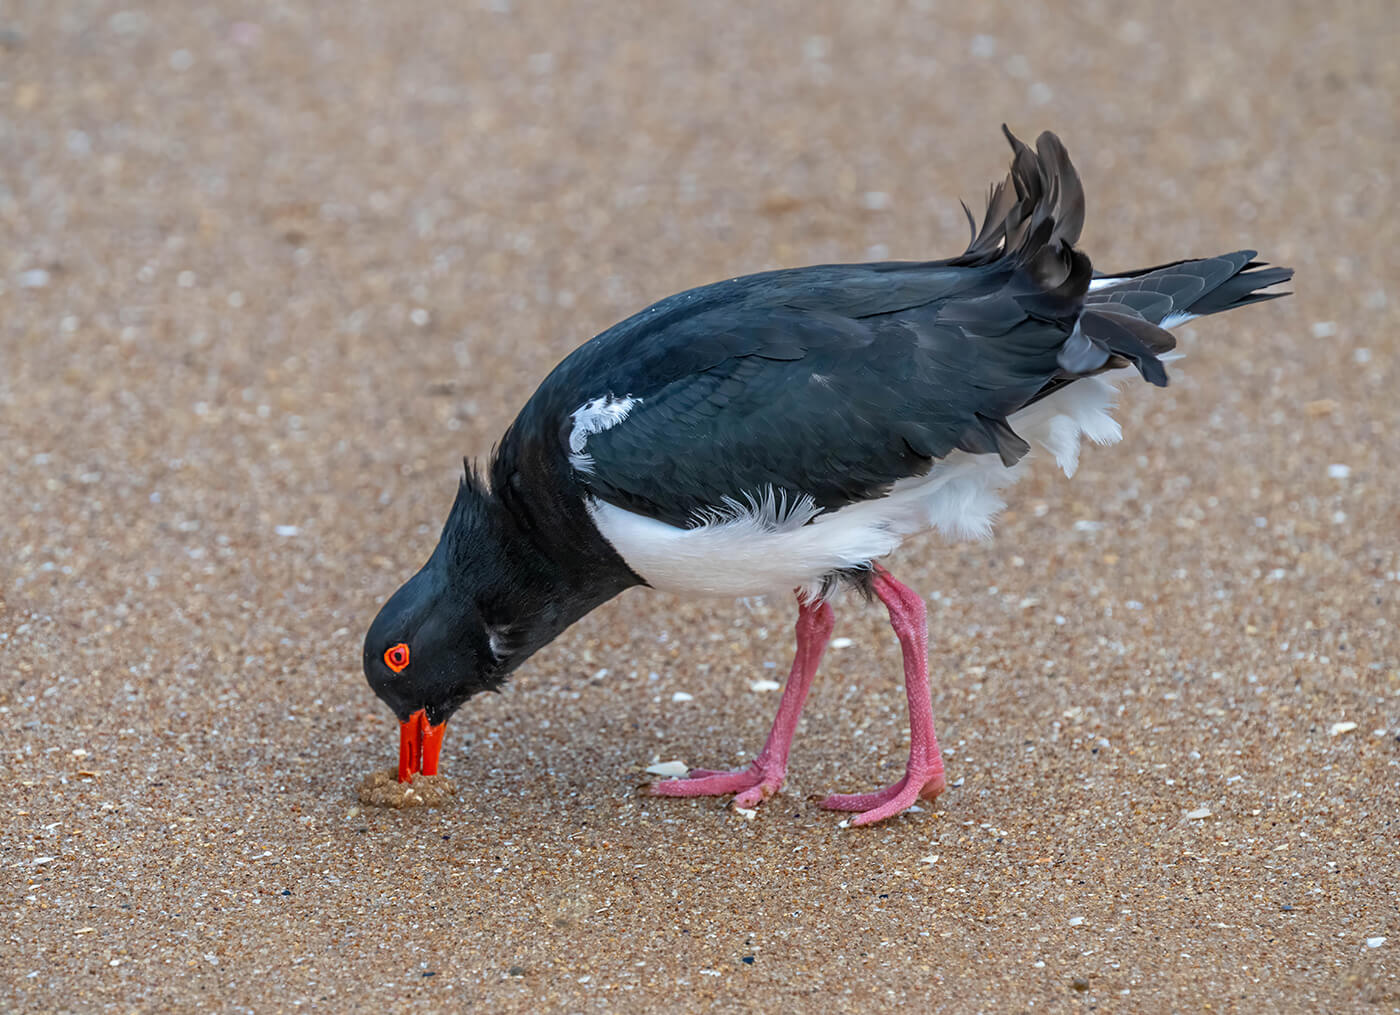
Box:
[954,126,1091,318]
[955,126,1293,416]
[1087,251,1294,327]
[1062,251,1294,386]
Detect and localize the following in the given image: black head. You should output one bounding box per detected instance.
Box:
[363,468,524,728]
[362,459,638,780]
[362,552,507,728]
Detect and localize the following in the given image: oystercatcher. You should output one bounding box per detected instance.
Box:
[364,127,1291,825]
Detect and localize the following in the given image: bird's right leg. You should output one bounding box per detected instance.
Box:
[649,593,834,809]
[820,566,946,824]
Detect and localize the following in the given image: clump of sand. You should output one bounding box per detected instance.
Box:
[357,768,459,809]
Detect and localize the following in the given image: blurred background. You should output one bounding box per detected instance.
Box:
[2,1,1396,1010]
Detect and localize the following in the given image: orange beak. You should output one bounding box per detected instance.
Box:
[397,709,447,782]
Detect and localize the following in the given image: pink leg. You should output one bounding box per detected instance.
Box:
[821,566,946,825]
[651,594,834,809]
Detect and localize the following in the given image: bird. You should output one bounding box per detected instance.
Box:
[363,126,1292,826]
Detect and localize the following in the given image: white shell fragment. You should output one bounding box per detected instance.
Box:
[749,679,781,692]
[645,760,689,778]
[1185,807,1213,820]
[1329,721,1358,737]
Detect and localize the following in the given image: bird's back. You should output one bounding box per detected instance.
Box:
[490,128,1290,598]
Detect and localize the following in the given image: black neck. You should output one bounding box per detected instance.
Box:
[442,455,640,678]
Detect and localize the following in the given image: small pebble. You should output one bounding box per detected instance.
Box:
[1185,807,1212,820]
[830,637,854,649]
[1326,464,1351,479]
[1366,936,1386,948]
[671,691,693,702]
[733,806,758,820]
[1329,721,1357,737]
[749,679,781,692]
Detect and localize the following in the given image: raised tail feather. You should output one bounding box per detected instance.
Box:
[953,125,1091,318]
[958,127,1292,423]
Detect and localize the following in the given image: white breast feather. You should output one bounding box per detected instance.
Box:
[587,372,1129,601]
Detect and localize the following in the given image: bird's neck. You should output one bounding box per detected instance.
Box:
[442,473,639,676]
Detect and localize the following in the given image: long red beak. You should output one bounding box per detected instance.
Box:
[398,709,447,782]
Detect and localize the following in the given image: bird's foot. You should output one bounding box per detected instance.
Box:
[820,761,945,827]
[648,761,786,809]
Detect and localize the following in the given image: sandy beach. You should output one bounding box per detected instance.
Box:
[2,2,1397,1010]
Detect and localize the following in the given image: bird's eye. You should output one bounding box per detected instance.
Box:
[384,643,410,673]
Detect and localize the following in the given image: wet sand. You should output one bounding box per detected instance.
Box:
[2,2,1397,1010]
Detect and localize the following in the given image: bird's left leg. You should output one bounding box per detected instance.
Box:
[649,593,834,809]
[821,566,946,825]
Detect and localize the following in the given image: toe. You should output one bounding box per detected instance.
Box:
[732,781,780,809]
[819,775,910,813]
[847,794,917,826]
[650,766,760,798]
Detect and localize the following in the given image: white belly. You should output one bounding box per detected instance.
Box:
[587,373,1126,600]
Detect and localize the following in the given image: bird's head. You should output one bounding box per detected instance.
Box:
[363,467,517,782]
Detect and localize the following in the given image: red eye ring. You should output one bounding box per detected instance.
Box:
[384,643,410,673]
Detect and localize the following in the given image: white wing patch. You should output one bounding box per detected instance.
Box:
[586,371,1131,602]
[568,395,640,473]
